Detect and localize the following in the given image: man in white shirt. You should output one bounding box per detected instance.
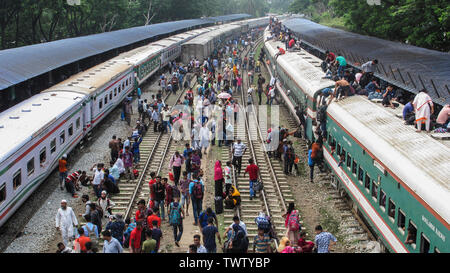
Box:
[232,139,247,175]
[92,163,104,198]
[160,106,171,134]
[188,234,207,253]
[55,200,78,247]
[223,216,248,238]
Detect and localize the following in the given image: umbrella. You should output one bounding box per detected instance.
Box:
[218,92,231,99]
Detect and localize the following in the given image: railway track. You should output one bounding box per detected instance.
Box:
[87,75,191,251]
[222,40,304,251]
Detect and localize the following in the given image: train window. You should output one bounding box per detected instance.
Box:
[76,118,80,130]
[352,159,357,175]
[59,131,65,145]
[365,173,371,192]
[109,92,112,100]
[50,138,56,154]
[420,233,430,253]
[388,199,396,221]
[104,96,107,105]
[358,167,364,184]
[379,189,386,210]
[346,153,351,169]
[0,184,5,204]
[371,181,378,200]
[68,124,73,137]
[406,221,417,247]
[13,169,21,190]
[27,158,34,176]
[114,88,117,96]
[126,79,128,86]
[99,100,103,109]
[397,209,406,231]
[40,148,46,166]
[118,86,121,93]
[122,82,125,90]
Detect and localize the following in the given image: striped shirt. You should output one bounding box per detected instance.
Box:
[233,142,246,157]
[253,234,271,253]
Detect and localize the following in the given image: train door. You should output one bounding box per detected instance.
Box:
[83,98,92,135]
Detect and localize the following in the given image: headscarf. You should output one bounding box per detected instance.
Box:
[277,237,290,253]
[214,160,223,181]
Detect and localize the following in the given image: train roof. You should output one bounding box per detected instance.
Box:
[282,18,450,106]
[264,28,335,98]
[327,95,450,225]
[183,24,242,46]
[0,14,250,91]
[0,92,83,164]
[42,61,132,96]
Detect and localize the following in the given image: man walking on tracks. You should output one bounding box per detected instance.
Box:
[244,158,260,201]
[189,176,204,226]
[168,196,185,247]
[232,139,247,175]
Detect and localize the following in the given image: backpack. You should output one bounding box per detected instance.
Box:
[193,181,203,199]
[85,224,98,244]
[95,204,104,219]
[172,185,180,199]
[138,103,143,113]
[288,210,300,231]
[256,216,270,231]
[169,202,182,225]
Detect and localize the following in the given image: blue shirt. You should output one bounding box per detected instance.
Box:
[403,102,414,120]
[199,212,216,228]
[103,237,123,253]
[183,148,193,158]
[308,150,314,166]
[202,225,218,250]
[314,232,337,253]
[137,88,142,97]
[365,82,378,94]
[189,180,204,195]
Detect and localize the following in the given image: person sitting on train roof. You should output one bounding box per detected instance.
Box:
[361,59,378,74]
[344,70,355,86]
[435,104,450,129]
[381,85,397,109]
[365,79,381,97]
[274,46,286,59]
[325,50,336,63]
[403,98,416,125]
[333,55,347,78]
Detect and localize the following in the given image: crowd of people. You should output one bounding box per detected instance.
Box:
[53,18,342,254]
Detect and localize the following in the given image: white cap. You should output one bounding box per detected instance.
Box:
[61,200,67,203]
[62,154,67,158]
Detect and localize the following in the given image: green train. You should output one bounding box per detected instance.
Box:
[263,28,450,253]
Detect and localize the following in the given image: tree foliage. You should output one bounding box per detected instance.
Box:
[288,0,449,52]
[0,0,271,50]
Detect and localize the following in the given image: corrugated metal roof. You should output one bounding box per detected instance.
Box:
[0,14,250,91]
[283,18,450,106]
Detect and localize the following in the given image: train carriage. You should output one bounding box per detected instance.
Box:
[0,92,84,226]
[264,27,335,139]
[43,61,134,134]
[263,25,450,253]
[325,96,450,253]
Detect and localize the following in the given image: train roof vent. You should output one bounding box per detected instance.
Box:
[68,84,73,86]
[71,81,78,85]
[21,109,31,112]
[89,86,96,89]
[89,73,95,75]
[0,125,4,129]
[32,103,41,106]
[43,98,49,101]
[100,67,106,70]
[303,56,312,59]
[83,75,90,78]
[9,116,19,119]
[77,78,84,81]
[50,93,57,96]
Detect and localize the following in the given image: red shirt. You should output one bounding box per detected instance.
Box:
[278,47,285,55]
[327,52,336,62]
[288,39,295,48]
[245,164,259,181]
[147,214,161,229]
[75,235,91,252]
[135,209,146,222]
[130,227,143,249]
[149,179,156,199]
